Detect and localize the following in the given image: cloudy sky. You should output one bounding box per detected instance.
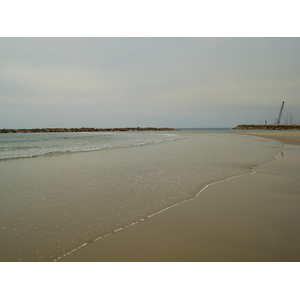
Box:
[1,37,299,129]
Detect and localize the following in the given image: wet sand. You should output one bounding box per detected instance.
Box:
[61,133,300,262]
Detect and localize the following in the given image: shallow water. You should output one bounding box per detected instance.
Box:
[0,131,282,261]
[0,131,184,160]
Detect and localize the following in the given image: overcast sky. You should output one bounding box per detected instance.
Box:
[1,37,299,128]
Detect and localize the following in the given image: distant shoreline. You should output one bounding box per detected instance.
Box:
[0,127,176,134]
[233,124,300,130]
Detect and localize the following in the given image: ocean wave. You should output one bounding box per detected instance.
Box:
[0,134,185,161]
[153,133,178,137]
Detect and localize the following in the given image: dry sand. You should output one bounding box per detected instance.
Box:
[60,132,300,262]
[239,131,300,146]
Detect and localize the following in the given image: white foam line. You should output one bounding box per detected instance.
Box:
[129,222,137,226]
[54,169,257,262]
[146,170,257,220]
[148,213,156,218]
[54,242,89,261]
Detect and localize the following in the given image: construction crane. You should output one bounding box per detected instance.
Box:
[276,101,285,124]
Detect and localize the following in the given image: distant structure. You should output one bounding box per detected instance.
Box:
[233,101,300,129]
[275,101,285,124]
[284,112,296,125]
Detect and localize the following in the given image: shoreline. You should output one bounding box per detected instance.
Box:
[60,131,300,262]
[56,170,257,262]
[4,131,272,262]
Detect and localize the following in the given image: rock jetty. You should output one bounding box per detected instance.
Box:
[0,127,176,134]
[233,124,300,130]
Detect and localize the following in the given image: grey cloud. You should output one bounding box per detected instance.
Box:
[1,37,299,128]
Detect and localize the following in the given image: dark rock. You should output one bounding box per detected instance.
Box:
[0,127,176,133]
[232,124,300,130]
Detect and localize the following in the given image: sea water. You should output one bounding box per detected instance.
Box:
[0,131,184,160]
[0,130,282,261]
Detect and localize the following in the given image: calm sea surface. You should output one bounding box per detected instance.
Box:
[0,129,282,261]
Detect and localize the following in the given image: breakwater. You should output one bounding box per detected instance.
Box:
[233,124,300,130]
[0,127,175,134]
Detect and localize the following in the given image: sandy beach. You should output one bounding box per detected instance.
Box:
[60,131,300,262]
[238,131,300,146]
